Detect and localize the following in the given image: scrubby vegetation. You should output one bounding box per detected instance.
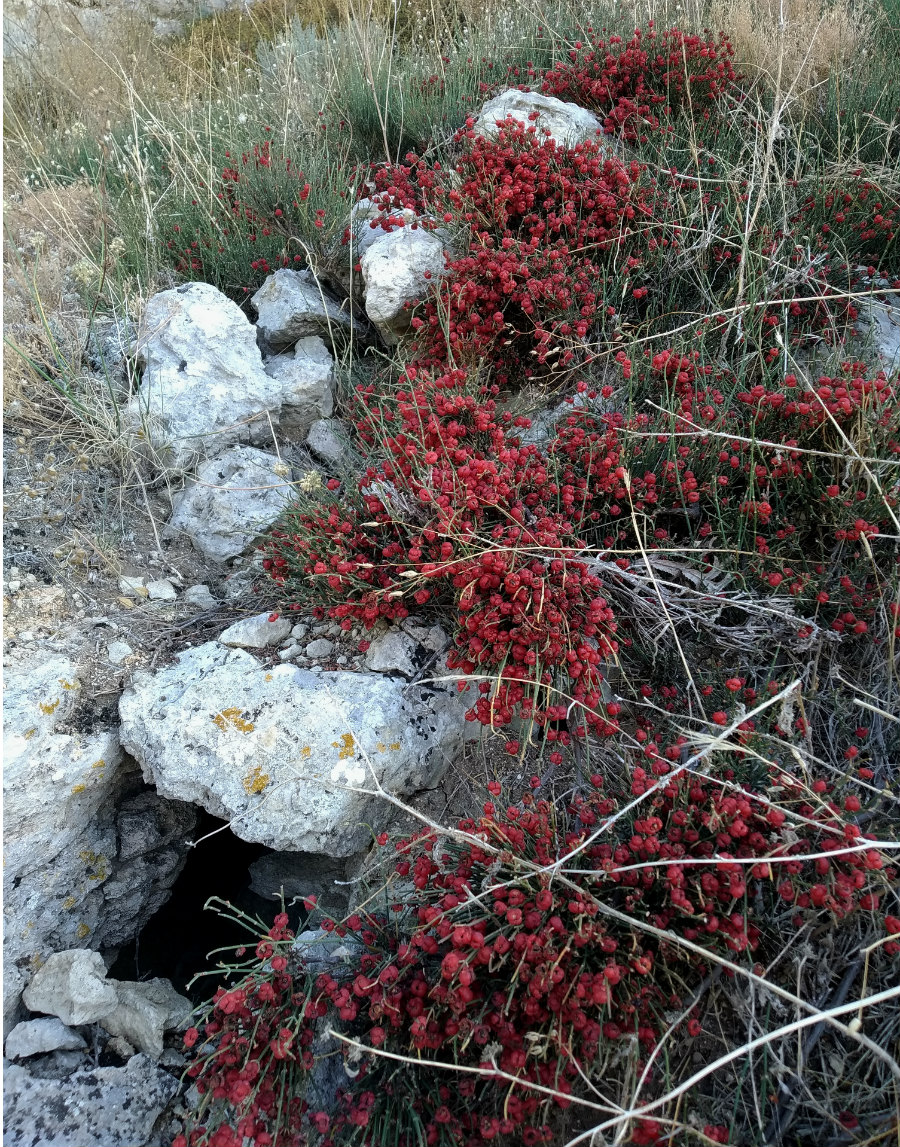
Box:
[4,0,899,1144]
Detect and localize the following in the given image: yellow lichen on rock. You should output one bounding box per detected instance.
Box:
[211,707,255,734]
[242,765,271,794]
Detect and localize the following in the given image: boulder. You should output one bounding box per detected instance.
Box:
[360,227,449,344]
[5,1018,86,1061]
[3,1054,178,1147]
[365,629,419,678]
[22,949,117,1027]
[474,89,607,150]
[128,281,283,470]
[219,610,293,649]
[165,445,296,562]
[119,642,471,855]
[101,978,192,1060]
[3,656,196,1011]
[252,269,352,352]
[264,335,335,436]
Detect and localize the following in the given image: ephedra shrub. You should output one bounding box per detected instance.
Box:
[180,16,900,1147]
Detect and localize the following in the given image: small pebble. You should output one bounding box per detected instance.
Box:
[290,623,308,640]
[305,638,334,659]
[278,644,302,661]
[146,579,177,602]
[107,640,134,666]
[336,655,348,666]
[7,580,21,593]
[19,631,34,643]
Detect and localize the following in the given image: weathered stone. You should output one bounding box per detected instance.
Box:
[106,640,134,666]
[146,579,177,602]
[474,89,607,149]
[219,611,293,648]
[22,950,117,1027]
[401,619,449,653]
[101,978,192,1060]
[360,227,449,343]
[165,446,296,562]
[182,584,218,610]
[5,1018,86,1061]
[3,657,122,965]
[365,629,418,678]
[305,638,334,659]
[855,295,900,375]
[347,198,419,258]
[119,575,148,597]
[119,642,471,855]
[128,281,283,469]
[252,269,352,352]
[306,418,350,466]
[3,1054,178,1147]
[264,335,334,436]
[249,850,365,916]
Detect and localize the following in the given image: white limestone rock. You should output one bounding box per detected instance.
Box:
[128,281,283,470]
[3,1054,178,1147]
[218,610,293,649]
[165,445,296,562]
[5,1018,86,1061]
[264,335,335,436]
[474,89,607,150]
[119,642,470,855]
[360,227,449,344]
[365,629,418,678]
[252,268,352,352]
[101,978,192,1060]
[306,418,350,466]
[22,950,117,1027]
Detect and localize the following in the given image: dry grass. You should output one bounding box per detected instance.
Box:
[3,182,107,422]
[710,0,871,102]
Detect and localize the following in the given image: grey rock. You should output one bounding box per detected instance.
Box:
[278,644,302,661]
[22,950,117,1027]
[119,642,471,855]
[290,623,309,640]
[165,445,296,562]
[305,638,334,659]
[128,281,283,470]
[474,89,607,150]
[347,198,420,259]
[101,978,192,1060]
[23,1049,90,1081]
[146,579,177,602]
[854,295,900,375]
[107,641,134,666]
[105,1035,137,1060]
[365,629,418,678]
[249,850,366,915]
[5,1018,86,1061]
[264,335,334,436]
[252,269,352,352]
[360,227,449,344]
[119,576,148,597]
[3,1053,179,1147]
[401,619,449,653]
[182,584,218,610]
[306,418,350,466]
[219,611,293,649]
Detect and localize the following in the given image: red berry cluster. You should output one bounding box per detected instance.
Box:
[178,765,898,1147]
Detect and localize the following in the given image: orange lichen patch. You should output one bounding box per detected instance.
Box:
[71,783,87,794]
[92,758,105,770]
[211,707,255,734]
[301,745,312,758]
[376,742,386,753]
[242,765,271,794]
[76,922,91,940]
[265,673,273,682]
[337,733,355,760]
[59,679,77,690]
[389,742,401,751]
[23,727,37,740]
[39,698,60,715]
[62,896,77,910]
